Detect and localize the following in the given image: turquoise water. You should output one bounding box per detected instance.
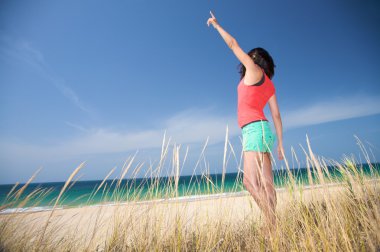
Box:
[0,163,378,209]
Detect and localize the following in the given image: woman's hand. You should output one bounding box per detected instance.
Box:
[207,11,218,28]
[277,144,284,160]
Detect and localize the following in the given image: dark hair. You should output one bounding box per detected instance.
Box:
[239,47,275,80]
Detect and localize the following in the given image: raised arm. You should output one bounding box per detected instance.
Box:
[207,11,262,84]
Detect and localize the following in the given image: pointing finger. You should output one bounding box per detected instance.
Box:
[210,11,215,19]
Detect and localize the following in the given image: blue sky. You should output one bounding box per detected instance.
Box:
[1,0,379,184]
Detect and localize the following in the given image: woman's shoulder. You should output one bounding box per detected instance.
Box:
[241,70,267,86]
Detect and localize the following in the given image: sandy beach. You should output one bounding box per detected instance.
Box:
[2,179,378,251]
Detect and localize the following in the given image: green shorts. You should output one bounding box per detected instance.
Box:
[242,120,276,152]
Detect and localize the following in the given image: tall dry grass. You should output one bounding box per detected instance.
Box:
[0,132,379,251]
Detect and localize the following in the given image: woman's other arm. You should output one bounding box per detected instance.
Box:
[268,94,284,160]
[207,11,262,84]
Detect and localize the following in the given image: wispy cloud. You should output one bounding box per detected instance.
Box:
[2,94,380,162]
[0,35,93,115]
[283,94,380,129]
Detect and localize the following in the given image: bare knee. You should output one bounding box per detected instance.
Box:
[243,175,259,190]
[244,178,265,204]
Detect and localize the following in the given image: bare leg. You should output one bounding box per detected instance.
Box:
[244,152,276,229]
[243,151,265,210]
[243,151,276,229]
[261,153,277,229]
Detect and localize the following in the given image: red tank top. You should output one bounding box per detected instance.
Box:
[237,72,275,128]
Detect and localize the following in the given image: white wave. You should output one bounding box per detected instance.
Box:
[0,206,63,214]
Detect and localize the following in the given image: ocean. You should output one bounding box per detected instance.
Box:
[1,163,378,212]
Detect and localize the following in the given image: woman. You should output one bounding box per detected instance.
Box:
[207,11,284,229]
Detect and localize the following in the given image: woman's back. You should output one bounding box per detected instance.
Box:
[237,73,275,128]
